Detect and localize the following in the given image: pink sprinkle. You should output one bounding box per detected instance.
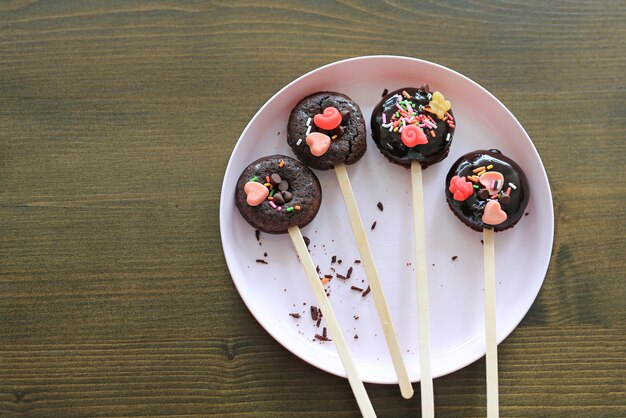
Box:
[506,187,512,195]
[406,103,413,113]
[399,125,404,133]
[419,123,427,128]
[269,201,277,208]
[382,113,387,124]
[395,103,404,112]
[446,112,454,120]
[404,117,411,123]
[277,206,282,211]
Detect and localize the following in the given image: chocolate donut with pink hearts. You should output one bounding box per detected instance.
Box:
[235,155,322,234]
[287,92,366,170]
[445,149,529,232]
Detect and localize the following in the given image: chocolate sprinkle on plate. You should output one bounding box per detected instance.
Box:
[315,334,332,342]
[351,286,364,292]
[255,230,261,241]
[255,259,268,264]
[347,267,353,279]
[354,335,359,339]
[452,256,458,261]
[336,273,347,280]
[310,306,319,321]
[354,259,361,264]
[377,202,384,211]
[289,313,301,318]
[362,286,371,297]
[331,255,337,264]
[371,221,377,230]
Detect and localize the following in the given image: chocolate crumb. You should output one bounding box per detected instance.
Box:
[481,239,484,244]
[371,221,377,230]
[337,259,342,264]
[324,274,333,279]
[316,265,321,274]
[255,230,261,241]
[315,333,332,342]
[354,315,359,320]
[525,212,529,216]
[354,260,361,264]
[303,236,311,248]
[289,313,301,318]
[432,263,435,267]
[256,259,268,264]
[452,256,458,261]
[331,255,337,264]
[263,252,268,257]
[354,335,359,339]
[377,202,384,211]
[362,286,371,297]
[336,273,347,280]
[310,306,319,321]
[347,267,353,279]
[322,327,327,338]
[351,286,364,292]
[382,88,388,97]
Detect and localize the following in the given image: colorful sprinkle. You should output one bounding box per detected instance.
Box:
[269,201,277,209]
[279,160,285,168]
[506,187,512,195]
[249,176,258,182]
[446,133,451,142]
[286,207,294,212]
[402,90,411,99]
[305,125,312,136]
[295,205,301,210]
[473,166,486,173]
[509,182,517,189]
[296,138,302,146]
[306,117,311,126]
[487,164,494,170]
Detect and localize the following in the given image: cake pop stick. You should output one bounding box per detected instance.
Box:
[371,86,457,418]
[236,155,376,417]
[445,149,530,418]
[288,92,413,399]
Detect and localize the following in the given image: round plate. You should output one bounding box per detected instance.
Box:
[219,56,553,384]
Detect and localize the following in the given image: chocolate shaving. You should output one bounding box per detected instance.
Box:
[351,286,364,292]
[310,306,319,321]
[303,236,310,249]
[315,333,332,342]
[255,259,268,264]
[255,230,261,241]
[331,255,337,264]
[289,313,301,318]
[371,221,377,230]
[377,202,384,211]
[347,267,353,279]
[362,286,371,297]
[322,327,328,338]
[354,335,359,339]
[452,256,458,261]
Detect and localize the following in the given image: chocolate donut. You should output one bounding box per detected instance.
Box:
[371,86,456,168]
[287,91,366,170]
[445,149,529,232]
[235,155,322,234]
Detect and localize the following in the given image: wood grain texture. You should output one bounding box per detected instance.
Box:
[0,0,624,416]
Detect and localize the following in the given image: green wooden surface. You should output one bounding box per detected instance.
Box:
[1,1,625,416]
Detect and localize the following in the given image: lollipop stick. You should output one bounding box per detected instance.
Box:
[334,162,414,399]
[483,227,499,417]
[287,225,376,418]
[410,161,434,418]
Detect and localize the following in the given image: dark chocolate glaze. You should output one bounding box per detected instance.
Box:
[445,149,530,232]
[287,92,366,171]
[371,87,455,168]
[235,155,322,234]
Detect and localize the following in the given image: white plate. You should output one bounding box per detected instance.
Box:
[219,56,553,384]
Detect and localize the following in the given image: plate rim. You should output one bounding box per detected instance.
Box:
[219,55,554,383]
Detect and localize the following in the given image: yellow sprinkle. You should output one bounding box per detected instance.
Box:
[393,127,398,132]
[331,135,337,140]
[472,166,486,173]
[264,182,271,187]
[487,164,493,169]
[477,170,486,177]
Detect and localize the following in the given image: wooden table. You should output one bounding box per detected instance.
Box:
[1,1,624,416]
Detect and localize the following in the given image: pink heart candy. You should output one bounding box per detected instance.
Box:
[244,181,269,206]
[306,132,331,157]
[482,200,508,225]
[479,171,505,194]
[314,107,342,130]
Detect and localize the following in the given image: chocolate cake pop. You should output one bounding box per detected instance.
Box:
[371,86,456,168]
[445,149,530,232]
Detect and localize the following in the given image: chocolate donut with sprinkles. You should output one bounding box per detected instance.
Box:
[445,149,530,232]
[287,91,367,170]
[371,86,456,168]
[235,155,322,234]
